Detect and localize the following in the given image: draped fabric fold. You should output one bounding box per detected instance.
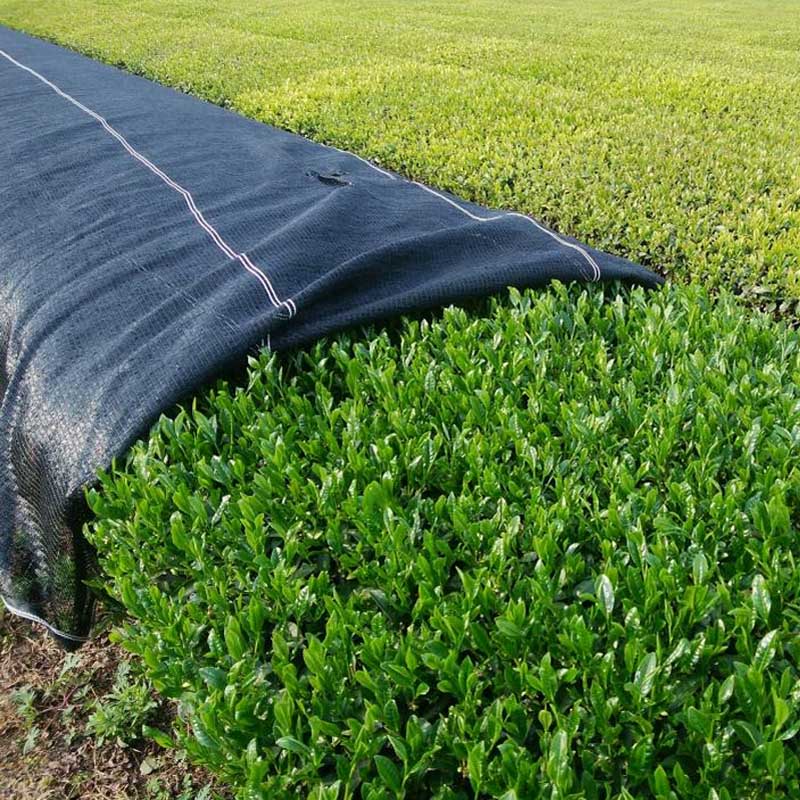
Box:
[0,27,661,645]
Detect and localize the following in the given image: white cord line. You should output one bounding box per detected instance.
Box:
[326,143,398,180]
[332,143,601,282]
[2,594,90,643]
[412,182,601,282]
[0,47,296,319]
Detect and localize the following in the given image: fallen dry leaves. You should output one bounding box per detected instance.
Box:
[0,610,226,800]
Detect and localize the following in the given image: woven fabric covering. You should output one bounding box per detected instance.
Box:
[0,27,661,646]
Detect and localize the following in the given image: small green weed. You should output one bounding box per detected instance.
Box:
[87,660,159,746]
[11,686,40,754]
[144,772,214,800]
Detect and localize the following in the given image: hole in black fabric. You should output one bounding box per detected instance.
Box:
[306,170,351,186]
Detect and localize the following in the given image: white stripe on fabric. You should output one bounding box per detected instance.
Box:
[411,182,600,280]
[329,144,601,282]
[0,47,296,318]
[1,594,90,643]
[326,143,398,180]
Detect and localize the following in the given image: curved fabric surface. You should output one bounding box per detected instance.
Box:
[0,26,662,646]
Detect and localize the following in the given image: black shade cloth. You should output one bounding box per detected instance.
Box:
[0,26,662,646]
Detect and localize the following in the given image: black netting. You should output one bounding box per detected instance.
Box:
[0,27,661,646]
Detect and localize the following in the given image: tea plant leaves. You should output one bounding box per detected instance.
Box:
[5,0,800,795]
[634,653,658,699]
[596,574,615,618]
[87,285,800,799]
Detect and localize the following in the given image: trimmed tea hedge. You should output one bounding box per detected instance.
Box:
[2,0,799,304]
[89,285,800,799]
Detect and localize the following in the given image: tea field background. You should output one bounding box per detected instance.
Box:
[1,1,800,798]
[1,0,799,303]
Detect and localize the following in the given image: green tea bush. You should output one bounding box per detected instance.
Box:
[89,285,800,799]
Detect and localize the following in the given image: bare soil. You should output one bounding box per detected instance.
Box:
[0,610,227,800]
